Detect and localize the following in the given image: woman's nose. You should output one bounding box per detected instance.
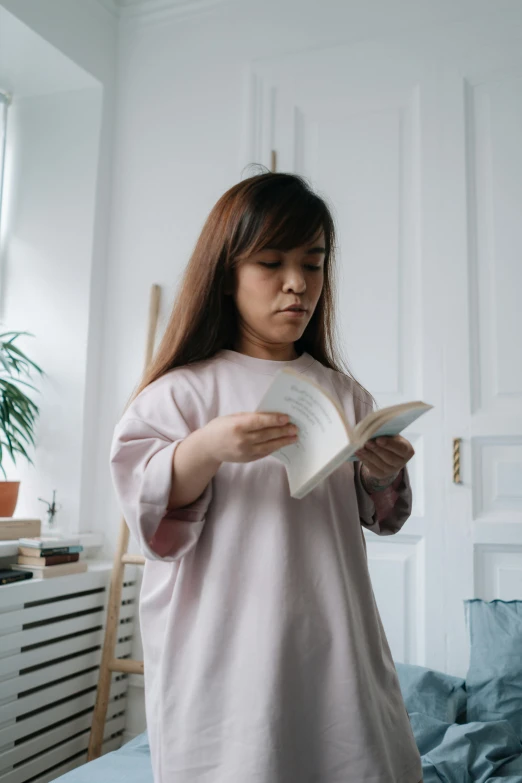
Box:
[283,271,306,293]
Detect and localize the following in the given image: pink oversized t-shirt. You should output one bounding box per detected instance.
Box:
[110,349,422,783]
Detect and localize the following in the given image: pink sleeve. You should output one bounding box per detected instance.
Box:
[354,465,412,535]
[109,377,213,561]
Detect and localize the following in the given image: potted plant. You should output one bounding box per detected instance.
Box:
[0,331,43,516]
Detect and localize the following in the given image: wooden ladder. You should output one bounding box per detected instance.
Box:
[87,284,161,761]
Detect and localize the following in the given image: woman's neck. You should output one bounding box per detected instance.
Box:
[233,338,298,362]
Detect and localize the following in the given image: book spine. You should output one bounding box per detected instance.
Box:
[0,523,41,540]
[19,539,79,549]
[18,546,83,557]
[18,553,80,566]
[1,572,32,584]
[47,553,80,566]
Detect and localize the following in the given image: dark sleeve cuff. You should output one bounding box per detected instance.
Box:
[354,465,413,536]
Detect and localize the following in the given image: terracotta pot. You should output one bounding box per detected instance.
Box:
[0,482,20,517]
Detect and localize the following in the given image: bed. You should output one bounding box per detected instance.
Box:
[54,732,153,783]
[54,599,522,783]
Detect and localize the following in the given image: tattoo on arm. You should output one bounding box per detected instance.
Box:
[360,469,400,494]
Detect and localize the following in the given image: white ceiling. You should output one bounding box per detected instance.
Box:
[0,7,99,98]
[96,0,228,21]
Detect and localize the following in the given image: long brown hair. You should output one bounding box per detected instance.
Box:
[130,171,370,403]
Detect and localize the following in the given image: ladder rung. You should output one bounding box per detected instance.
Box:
[121,553,146,565]
[109,657,144,675]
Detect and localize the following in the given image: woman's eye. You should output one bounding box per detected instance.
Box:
[257,260,323,271]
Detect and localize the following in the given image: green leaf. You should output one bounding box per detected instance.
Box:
[0,330,35,341]
[4,431,14,459]
[0,342,43,375]
[0,377,39,394]
[11,410,35,435]
[13,441,32,462]
[9,422,33,446]
[0,331,42,470]
[0,381,39,416]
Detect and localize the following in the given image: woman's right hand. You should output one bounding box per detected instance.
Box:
[201,412,298,465]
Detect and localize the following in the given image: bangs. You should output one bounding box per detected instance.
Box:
[229,174,333,262]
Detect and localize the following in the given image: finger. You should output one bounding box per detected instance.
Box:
[365,442,402,470]
[370,446,406,474]
[357,453,391,478]
[374,436,410,455]
[248,412,290,431]
[250,424,298,444]
[252,434,298,456]
[359,449,399,477]
[373,436,413,459]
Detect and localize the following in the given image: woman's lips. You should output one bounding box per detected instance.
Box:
[278,308,307,318]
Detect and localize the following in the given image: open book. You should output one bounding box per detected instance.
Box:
[256,368,432,499]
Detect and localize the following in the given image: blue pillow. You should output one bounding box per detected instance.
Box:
[395,662,467,723]
[465,599,522,738]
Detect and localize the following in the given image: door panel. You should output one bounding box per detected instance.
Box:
[246,11,522,677]
[248,42,446,670]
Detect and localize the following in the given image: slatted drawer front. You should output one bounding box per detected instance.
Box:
[0,564,138,783]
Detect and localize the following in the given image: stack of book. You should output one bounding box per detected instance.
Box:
[0,517,41,540]
[9,536,87,580]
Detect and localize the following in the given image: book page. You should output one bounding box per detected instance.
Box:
[256,369,350,494]
[346,404,432,461]
[368,407,430,438]
[354,403,432,442]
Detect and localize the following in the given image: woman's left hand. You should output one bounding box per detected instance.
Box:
[355,435,414,481]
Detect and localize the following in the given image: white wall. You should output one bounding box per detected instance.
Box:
[0,1,116,531]
[2,0,514,741]
[89,0,517,737]
[95,0,509,554]
[2,88,102,524]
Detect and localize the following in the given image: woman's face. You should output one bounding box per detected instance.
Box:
[232,232,326,354]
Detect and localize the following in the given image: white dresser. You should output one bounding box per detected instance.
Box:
[0,562,138,783]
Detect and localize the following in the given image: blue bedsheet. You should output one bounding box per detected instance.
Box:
[55,713,522,783]
[53,600,522,781]
[56,732,153,783]
[411,713,522,782]
[56,644,522,783]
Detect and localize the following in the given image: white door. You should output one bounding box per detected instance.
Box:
[246,5,522,676]
[434,12,522,677]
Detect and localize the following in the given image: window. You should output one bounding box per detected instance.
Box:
[0,90,11,227]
